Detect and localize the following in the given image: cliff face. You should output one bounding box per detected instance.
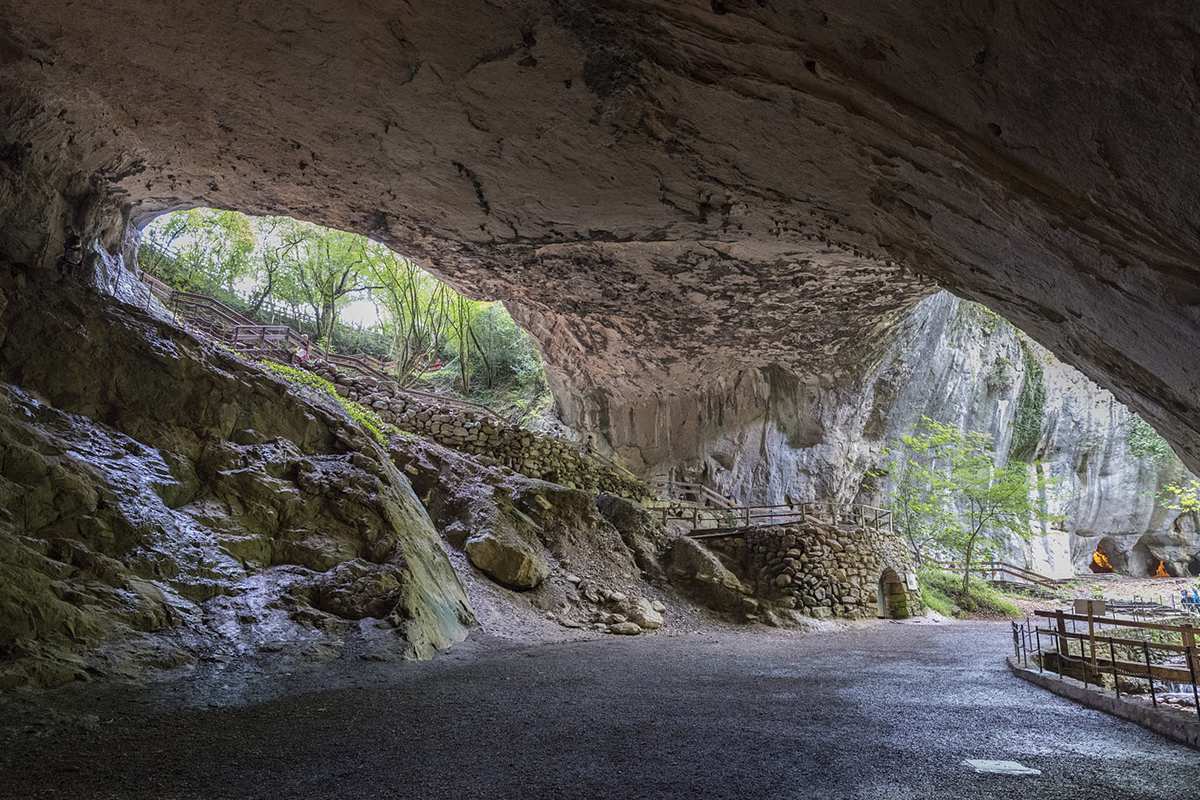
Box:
[660,292,1196,578]
[0,271,474,688]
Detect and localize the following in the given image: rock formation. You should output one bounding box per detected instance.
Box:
[667,292,1200,578]
[0,274,473,687]
[2,2,1199,476]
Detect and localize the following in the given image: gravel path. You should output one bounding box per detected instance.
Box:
[2,620,1197,799]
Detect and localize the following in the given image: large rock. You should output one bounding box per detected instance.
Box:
[666,537,753,614]
[0,277,474,688]
[464,530,549,591]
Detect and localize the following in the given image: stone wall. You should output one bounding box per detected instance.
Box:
[305,360,648,501]
[708,521,922,620]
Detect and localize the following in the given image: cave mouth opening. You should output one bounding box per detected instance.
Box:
[136,208,552,415]
[1089,546,1115,574]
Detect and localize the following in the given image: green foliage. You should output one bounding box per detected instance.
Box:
[892,416,1057,599]
[260,360,393,445]
[1127,414,1174,463]
[917,567,1022,618]
[141,209,551,411]
[1008,341,1045,462]
[959,301,1005,336]
[140,208,256,295]
[1160,478,1200,514]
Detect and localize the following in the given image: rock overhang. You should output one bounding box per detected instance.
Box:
[2,1,1199,469]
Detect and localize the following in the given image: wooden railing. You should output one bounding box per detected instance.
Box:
[930,559,1064,589]
[1016,609,1200,717]
[657,500,894,539]
[651,479,735,509]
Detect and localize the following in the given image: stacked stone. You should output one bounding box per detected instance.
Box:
[308,360,647,500]
[708,520,921,619]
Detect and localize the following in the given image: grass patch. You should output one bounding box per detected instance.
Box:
[918,566,1022,619]
[261,360,395,445]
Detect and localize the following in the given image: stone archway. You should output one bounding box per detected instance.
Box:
[877,569,909,620]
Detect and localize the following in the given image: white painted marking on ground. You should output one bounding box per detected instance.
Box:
[962,759,1042,776]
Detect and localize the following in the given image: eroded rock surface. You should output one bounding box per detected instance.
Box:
[669,292,1200,577]
[1,2,1198,475]
[389,434,676,635]
[0,274,472,687]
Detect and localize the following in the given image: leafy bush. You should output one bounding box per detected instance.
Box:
[1127,414,1174,463]
[260,360,394,445]
[917,566,1021,619]
[1008,340,1045,462]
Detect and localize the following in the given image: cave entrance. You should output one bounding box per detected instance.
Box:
[136,209,551,413]
[877,569,909,619]
[1089,546,1115,574]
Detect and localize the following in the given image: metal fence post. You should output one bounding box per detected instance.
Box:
[1035,627,1043,674]
[1143,642,1157,707]
[1108,637,1120,698]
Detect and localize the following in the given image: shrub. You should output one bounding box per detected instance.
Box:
[1127,414,1174,463]
[1008,340,1045,462]
[260,360,394,445]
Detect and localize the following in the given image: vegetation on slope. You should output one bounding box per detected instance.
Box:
[1127,414,1174,463]
[1007,339,1045,462]
[140,209,550,410]
[261,360,394,445]
[917,567,1021,618]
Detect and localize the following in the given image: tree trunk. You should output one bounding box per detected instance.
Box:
[960,532,979,599]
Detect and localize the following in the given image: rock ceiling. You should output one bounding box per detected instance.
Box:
[1,1,1198,467]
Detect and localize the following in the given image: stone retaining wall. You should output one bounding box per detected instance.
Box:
[305,360,647,499]
[707,521,923,619]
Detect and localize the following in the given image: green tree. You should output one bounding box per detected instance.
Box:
[892,417,1054,598]
[139,208,255,295]
[1160,479,1200,514]
[283,223,380,346]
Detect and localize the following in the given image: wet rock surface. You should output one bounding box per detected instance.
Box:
[2,622,1196,799]
[0,275,472,687]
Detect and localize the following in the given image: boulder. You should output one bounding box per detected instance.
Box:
[666,537,753,613]
[628,598,664,630]
[465,530,549,591]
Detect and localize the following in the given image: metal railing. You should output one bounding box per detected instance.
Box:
[657,500,894,539]
[1010,609,1200,720]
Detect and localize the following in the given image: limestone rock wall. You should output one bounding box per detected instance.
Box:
[0,274,473,688]
[707,522,921,619]
[664,292,1199,578]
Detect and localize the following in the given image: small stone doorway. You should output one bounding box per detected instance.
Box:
[878,569,909,619]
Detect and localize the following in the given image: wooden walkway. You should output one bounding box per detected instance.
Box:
[651,479,895,538]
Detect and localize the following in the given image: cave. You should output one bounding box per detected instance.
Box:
[5,3,1200,794]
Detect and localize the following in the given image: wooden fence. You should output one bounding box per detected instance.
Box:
[1014,608,1200,717]
[657,500,895,539]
